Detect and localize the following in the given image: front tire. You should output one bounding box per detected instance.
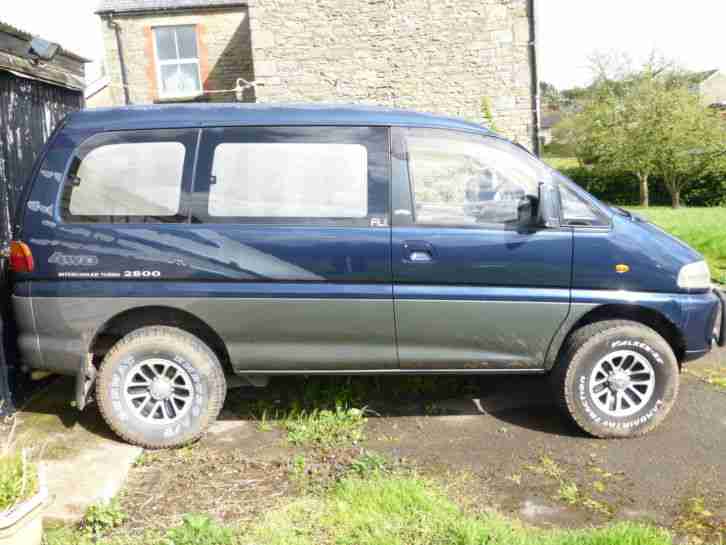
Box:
[96,326,226,448]
[552,320,679,438]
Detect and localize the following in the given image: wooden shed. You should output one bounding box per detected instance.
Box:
[0,19,87,414]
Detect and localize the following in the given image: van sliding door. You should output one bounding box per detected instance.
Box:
[185,126,396,371]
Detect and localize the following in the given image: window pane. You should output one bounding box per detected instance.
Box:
[406,130,543,226]
[160,63,200,95]
[154,27,177,61]
[178,62,201,93]
[560,184,601,223]
[176,26,198,59]
[209,143,368,217]
[69,142,184,216]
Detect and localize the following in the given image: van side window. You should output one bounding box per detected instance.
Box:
[559,184,603,225]
[60,129,197,223]
[403,129,544,228]
[209,143,368,218]
[192,126,389,226]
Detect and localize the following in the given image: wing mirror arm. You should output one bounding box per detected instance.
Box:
[537,182,561,228]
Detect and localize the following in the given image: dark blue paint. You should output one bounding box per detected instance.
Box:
[62,103,493,135]
[11,104,719,374]
[572,215,704,294]
[572,288,719,357]
[392,226,573,288]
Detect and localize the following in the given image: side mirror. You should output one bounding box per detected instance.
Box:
[537,183,561,228]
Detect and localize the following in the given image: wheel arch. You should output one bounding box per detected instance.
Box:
[87,305,232,375]
[547,303,686,370]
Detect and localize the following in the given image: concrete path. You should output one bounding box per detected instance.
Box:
[12,377,142,523]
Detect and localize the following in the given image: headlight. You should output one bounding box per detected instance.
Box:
[677,260,711,290]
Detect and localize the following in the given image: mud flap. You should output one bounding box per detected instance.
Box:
[75,354,96,410]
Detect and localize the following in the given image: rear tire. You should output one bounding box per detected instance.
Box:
[96,326,226,448]
[551,320,679,438]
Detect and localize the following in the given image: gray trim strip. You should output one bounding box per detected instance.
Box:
[234,369,547,376]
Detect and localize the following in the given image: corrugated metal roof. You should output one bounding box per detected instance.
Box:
[0,18,90,63]
[0,51,85,91]
[96,0,247,14]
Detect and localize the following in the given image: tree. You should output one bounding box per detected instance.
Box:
[554,52,726,208]
[540,81,562,112]
[651,89,726,208]
[590,74,671,207]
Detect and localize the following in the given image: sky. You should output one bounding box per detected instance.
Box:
[538,1,726,89]
[1,0,725,89]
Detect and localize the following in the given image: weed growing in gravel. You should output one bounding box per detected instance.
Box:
[349,450,389,478]
[689,367,726,390]
[527,454,616,517]
[164,514,236,545]
[284,405,365,448]
[0,450,37,513]
[674,496,726,542]
[81,498,127,537]
[557,482,579,505]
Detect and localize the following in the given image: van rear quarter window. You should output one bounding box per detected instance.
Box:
[60,129,197,223]
[191,126,389,225]
[209,142,368,218]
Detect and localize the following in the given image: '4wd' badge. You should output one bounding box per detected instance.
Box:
[49,252,99,267]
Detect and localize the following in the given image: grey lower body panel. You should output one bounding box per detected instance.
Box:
[13,295,582,376]
[13,295,398,375]
[396,300,571,370]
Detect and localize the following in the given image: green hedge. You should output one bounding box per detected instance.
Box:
[557,165,726,207]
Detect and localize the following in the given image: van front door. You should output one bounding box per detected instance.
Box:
[391,128,572,370]
[187,126,395,371]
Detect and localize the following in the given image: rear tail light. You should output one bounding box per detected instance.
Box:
[9,241,34,273]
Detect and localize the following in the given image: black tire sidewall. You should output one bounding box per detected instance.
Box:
[567,328,678,437]
[99,332,220,447]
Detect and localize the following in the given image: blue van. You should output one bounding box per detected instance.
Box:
[9,104,724,448]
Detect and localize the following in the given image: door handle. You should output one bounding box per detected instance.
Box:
[409,250,432,262]
[403,241,435,263]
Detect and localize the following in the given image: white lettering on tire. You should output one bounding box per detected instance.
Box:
[611,340,664,365]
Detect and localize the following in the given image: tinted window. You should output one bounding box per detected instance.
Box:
[404,129,545,227]
[209,143,368,218]
[559,183,605,225]
[61,129,197,223]
[192,126,389,226]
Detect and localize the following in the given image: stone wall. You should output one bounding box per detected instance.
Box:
[98,1,537,148]
[99,7,254,105]
[248,0,536,148]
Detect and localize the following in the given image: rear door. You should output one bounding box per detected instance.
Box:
[189,125,395,371]
[391,128,572,370]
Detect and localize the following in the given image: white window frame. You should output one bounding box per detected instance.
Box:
[152,24,202,99]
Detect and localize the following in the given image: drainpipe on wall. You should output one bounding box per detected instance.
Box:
[107,15,131,105]
[527,0,541,156]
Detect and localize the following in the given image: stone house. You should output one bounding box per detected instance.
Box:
[689,69,726,107]
[96,0,540,151]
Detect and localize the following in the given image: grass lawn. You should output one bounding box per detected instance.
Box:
[626,206,726,283]
[45,473,674,545]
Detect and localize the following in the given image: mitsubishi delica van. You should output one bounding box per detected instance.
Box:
[9,104,724,448]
